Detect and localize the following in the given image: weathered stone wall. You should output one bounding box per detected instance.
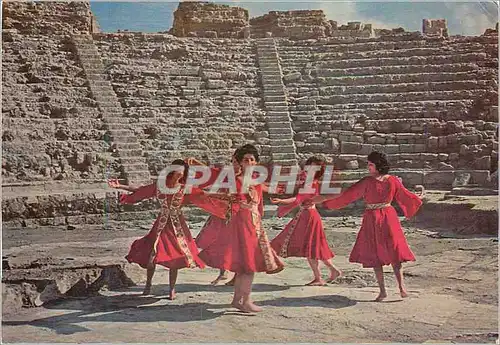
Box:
[250,10,332,39]
[277,35,498,172]
[330,21,374,38]
[423,19,448,38]
[93,33,269,173]
[171,2,249,38]
[1,30,121,184]
[2,1,93,35]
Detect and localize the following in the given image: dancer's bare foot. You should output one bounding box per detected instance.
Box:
[374,292,387,302]
[327,269,342,283]
[242,302,262,313]
[400,289,408,298]
[231,300,249,313]
[225,277,236,286]
[168,289,176,300]
[211,274,228,286]
[142,284,152,295]
[305,279,327,286]
[235,302,262,313]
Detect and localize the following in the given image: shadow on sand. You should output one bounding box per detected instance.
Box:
[3,287,357,335]
[121,282,292,295]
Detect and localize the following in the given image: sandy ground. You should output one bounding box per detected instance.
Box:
[2,215,498,343]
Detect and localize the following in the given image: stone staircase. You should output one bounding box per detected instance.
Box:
[72,35,151,185]
[256,38,298,166]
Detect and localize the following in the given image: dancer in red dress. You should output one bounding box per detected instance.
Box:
[199,144,284,313]
[194,151,242,285]
[117,159,228,300]
[312,151,424,301]
[270,156,341,286]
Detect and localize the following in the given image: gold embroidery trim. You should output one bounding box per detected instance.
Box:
[252,210,284,274]
[278,209,303,258]
[365,202,391,210]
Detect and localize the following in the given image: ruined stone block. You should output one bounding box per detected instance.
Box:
[399,144,414,153]
[422,18,448,38]
[366,136,386,145]
[424,171,455,186]
[474,156,491,170]
[341,142,362,154]
[452,172,471,187]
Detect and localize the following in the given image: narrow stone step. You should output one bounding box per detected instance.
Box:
[270,145,296,154]
[266,105,288,111]
[264,91,286,97]
[102,116,124,124]
[263,85,285,92]
[262,82,283,88]
[85,74,106,81]
[81,61,103,69]
[84,68,105,74]
[269,133,294,141]
[269,138,295,146]
[271,158,299,166]
[257,48,277,54]
[116,142,141,150]
[265,101,287,106]
[259,62,280,68]
[267,121,292,129]
[118,149,143,157]
[105,123,131,131]
[113,136,138,144]
[261,78,283,84]
[271,152,297,160]
[267,115,290,122]
[121,163,149,172]
[260,65,281,71]
[264,95,286,102]
[262,75,282,80]
[77,51,100,57]
[90,80,112,87]
[109,130,133,140]
[262,71,281,77]
[99,102,122,108]
[94,95,119,103]
[93,92,117,99]
[119,156,145,165]
[259,57,279,62]
[269,127,294,135]
[81,58,102,64]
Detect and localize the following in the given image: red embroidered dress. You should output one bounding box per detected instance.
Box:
[271,181,334,260]
[199,183,283,274]
[322,175,422,268]
[120,183,228,270]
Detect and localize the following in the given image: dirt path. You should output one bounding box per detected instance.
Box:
[2,218,498,343]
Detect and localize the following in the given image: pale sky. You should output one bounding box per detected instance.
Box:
[90,1,499,36]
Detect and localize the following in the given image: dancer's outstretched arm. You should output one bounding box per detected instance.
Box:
[270,197,296,205]
[313,178,368,209]
[108,178,140,192]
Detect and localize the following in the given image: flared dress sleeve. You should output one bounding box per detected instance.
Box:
[322,177,368,210]
[119,183,157,204]
[198,167,222,189]
[183,187,229,220]
[392,176,423,219]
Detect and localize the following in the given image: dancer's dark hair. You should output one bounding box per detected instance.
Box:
[169,158,189,183]
[235,144,260,163]
[367,151,390,175]
[304,156,326,180]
